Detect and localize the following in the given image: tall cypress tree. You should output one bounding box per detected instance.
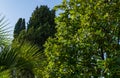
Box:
[13,18,26,38]
[27,5,56,50]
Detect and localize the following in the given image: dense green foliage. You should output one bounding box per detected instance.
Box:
[2,0,120,78]
[44,0,120,77]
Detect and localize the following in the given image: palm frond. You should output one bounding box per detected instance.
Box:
[0,15,10,46]
[11,40,40,78]
[0,15,40,77]
[0,46,17,72]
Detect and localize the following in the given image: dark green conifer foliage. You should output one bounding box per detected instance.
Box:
[27,5,56,50]
[14,18,26,38]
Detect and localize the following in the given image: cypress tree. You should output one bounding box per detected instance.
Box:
[13,18,26,38]
[27,5,56,50]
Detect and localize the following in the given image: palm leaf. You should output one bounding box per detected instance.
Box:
[0,15,10,46]
[0,15,40,78]
[11,40,40,78]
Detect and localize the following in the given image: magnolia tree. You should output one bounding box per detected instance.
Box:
[44,0,120,77]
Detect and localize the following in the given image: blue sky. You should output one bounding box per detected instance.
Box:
[0,0,62,35]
